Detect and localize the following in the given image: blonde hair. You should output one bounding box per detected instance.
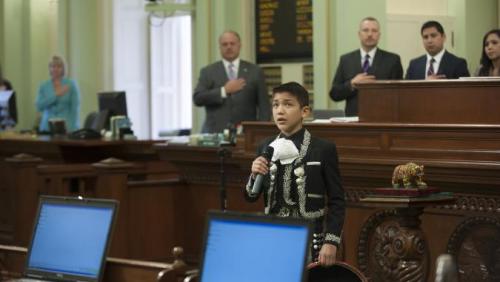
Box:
[48,55,66,77]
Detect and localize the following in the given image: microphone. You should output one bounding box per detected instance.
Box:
[251,146,274,195]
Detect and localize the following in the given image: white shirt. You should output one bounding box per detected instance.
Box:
[360,47,377,69]
[220,58,240,98]
[426,49,445,78]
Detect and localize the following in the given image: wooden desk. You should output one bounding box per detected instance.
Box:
[0,136,163,163]
[357,79,500,124]
[360,193,456,282]
[154,144,261,260]
[0,137,179,261]
[0,244,173,282]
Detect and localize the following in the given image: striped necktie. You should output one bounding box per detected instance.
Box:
[228,63,236,80]
[362,54,370,73]
[427,58,436,76]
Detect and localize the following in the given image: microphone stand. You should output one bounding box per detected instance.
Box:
[217,146,231,211]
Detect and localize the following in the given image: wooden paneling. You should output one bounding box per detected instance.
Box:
[0,138,179,262]
[357,79,500,124]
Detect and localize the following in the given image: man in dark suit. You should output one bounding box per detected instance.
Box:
[193,30,271,133]
[329,17,403,116]
[406,21,470,80]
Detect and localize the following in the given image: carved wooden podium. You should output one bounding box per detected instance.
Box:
[360,193,455,282]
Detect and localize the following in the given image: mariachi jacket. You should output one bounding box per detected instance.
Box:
[245,129,345,246]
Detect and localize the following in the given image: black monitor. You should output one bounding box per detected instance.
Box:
[0,90,17,129]
[97,91,127,130]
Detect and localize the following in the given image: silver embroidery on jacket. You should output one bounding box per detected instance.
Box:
[307,193,324,199]
[325,233,341,244]
[282,164,295,205]
[265,129,327,219]
[265,162,277,214]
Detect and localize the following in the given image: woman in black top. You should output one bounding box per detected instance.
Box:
[476,29,500,77]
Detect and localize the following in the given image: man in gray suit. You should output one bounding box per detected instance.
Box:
[329,17,403,116]
[194,30,271,133]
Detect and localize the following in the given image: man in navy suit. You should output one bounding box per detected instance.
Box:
[329,17,403,116]
[193,30,271,133]
[406,21,470,80]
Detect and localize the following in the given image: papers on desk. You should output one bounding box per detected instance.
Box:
[310,116,359,123]
[459,76,500,80]
[163,135,190,145]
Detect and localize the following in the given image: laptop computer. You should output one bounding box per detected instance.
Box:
[198,211,312,282]
[12,195,118,282]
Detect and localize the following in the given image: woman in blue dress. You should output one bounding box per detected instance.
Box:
[36,55,80,132]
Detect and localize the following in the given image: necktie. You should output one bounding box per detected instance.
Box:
[427,58,436,76]
[362,54,370,73]
[228,63,236,80]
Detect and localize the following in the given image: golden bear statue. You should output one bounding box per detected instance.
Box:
[391,162,427,189]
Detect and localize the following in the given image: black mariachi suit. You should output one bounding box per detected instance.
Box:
[245,129,345,260]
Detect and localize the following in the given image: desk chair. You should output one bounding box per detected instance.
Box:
[307,262,367,282]
[84,111,98,129]
[84,111,109,131]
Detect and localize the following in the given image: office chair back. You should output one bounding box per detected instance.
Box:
[84,111,98,129]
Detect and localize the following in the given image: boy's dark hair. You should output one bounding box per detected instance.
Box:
[421,21,445,35]
[272,82,309,107]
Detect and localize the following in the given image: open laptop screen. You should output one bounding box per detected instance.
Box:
[199,211,311,282]
[25,196,118,282]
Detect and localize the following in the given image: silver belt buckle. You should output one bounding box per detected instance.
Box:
[278,207,290,217]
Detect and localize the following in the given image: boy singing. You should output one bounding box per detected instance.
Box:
[245,82,345,266]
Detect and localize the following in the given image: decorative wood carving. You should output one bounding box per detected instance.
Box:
[358,209,430,282]
[441,195,500,213]
[447,216,500,282]
[358,210,397,277]
[347,188,500,215]
[345,188,373,203]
